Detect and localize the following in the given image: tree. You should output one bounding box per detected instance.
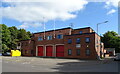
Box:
[1,24,32,52]
[8,26,18,39]
[8,26,19,49]
[101,31,120,53]
[1,24,11,49]
[2,44,9,53]
[27,31,32,38]
[0,25,2,52]
[17,29,31,40]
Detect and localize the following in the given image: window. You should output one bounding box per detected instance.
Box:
[96,38,100,44]
[100,40,101,43]
[47,35,52,40]
[96,39,98,43]
[86,49,90,56]
[76,38,80,43]
[76,44,81,48]
[79,31,83,34]
[38,37,43,41]
[68,39,72,44]
[86,37,90,43]
[96,45,99,47]
[77,49,80,55]
[57,34,63,39]
[68,49,72,55]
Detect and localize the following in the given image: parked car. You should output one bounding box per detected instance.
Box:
[114,53,120,61]
[0,53,2,56]
[2,52,11,56]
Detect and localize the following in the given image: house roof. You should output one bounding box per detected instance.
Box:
[33,27,93,34]
[34,27,72,34]
[64,32,96,36]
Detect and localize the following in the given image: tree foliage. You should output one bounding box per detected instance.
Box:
[2,44,9,53]
[0,24,32,53]
[2,24,11,46]
[101,31,120,53]
[17,29,31,40]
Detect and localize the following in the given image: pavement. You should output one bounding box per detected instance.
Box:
[1,56,119,72]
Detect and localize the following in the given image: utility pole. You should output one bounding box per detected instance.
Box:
[53,19,56,38]
[96,21,108,59]
[69,23,74,35]
[118,24,120,35]
[43,17,46,39]
[97,21,108,37]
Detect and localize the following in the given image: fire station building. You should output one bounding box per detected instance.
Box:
[17,27,104,60]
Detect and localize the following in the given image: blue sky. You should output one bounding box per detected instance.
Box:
[1,1,118,35]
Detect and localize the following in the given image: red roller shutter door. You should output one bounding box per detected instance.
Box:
[46,46,53,57]
[38,46,43,56]
[56,45,64,57]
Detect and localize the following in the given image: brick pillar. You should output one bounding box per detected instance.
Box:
[44,45,46,57]
[54,45,56,57]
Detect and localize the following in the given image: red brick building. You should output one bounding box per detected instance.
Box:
[17,27,104,60]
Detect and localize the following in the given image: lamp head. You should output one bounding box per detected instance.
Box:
[104,21,108,23]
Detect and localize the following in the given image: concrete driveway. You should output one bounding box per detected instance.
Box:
[1,56,119,72]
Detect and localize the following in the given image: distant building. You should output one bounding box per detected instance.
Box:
[17,27,104,60]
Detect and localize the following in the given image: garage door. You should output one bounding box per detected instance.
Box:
[46,46,53,57]
[56,45,64,57]
[38,46,43,56]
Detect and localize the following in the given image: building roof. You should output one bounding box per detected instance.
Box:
[34,27,93,34]
[34,27,72,34]
[64,32,96,36]
[74,27,91,30]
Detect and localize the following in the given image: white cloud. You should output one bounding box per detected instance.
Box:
[1,0,88,28]
[107,9,116,15]
[103,0,119,15]
[18,24,28,29]
[104,0,119,8]
[18,22,42,29]
[86,0,119,8]
[1,0,118,29]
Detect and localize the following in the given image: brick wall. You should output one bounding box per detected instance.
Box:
[64,33,97,59]
[18,27,102,59]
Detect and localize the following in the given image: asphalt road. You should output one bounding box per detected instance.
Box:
[1,56,119,72]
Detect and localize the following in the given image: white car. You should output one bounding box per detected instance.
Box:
[114,53,120,61]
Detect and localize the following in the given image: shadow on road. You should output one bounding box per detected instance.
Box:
[51,59,118,72]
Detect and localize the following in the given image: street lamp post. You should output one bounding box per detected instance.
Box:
[96,21,108,59]
[97,21,108,35]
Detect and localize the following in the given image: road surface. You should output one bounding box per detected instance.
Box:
[1,56,119,72]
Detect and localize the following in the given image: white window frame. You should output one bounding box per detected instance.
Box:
[38,37,43,41]
[76,44,81,48]
[47,35,52,40]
